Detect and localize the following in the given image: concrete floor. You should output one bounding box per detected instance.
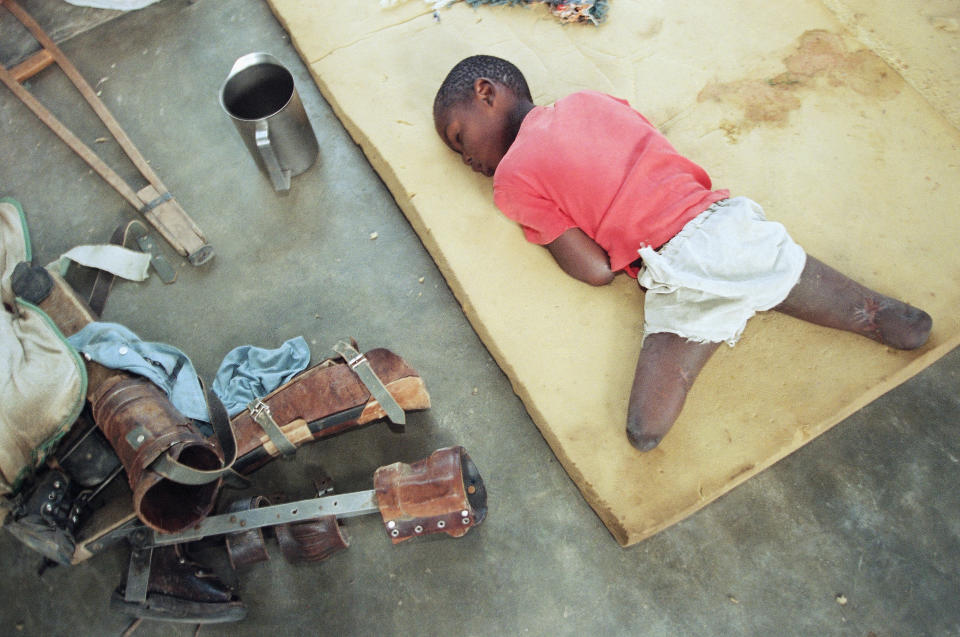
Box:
[1,0,959,635]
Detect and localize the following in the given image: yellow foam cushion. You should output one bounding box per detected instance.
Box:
[267,0,960,545]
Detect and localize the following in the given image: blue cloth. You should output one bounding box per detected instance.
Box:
[68,323,311,421]
[68,322,209,421]
[212,337,310,416]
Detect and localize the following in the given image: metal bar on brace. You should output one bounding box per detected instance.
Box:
[145,490,380,547]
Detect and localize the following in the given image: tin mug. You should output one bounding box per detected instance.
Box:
[219,52,319,192]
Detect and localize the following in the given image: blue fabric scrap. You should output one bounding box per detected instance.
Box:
[68,322,312,421]
[68,322,209,421]
[212,336,310,417]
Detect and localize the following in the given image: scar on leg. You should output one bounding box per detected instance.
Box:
[852,295,885,342]
[854,294,932,350]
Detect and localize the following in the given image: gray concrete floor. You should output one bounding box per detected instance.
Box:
[1,1,959,635]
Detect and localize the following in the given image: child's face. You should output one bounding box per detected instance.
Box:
[436,81,517,177]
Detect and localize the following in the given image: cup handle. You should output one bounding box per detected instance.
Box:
[255,120,291,192]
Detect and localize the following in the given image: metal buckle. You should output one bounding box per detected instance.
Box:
[247,398,297,457]
[248,399,271,420]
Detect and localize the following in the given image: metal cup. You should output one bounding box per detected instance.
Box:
[219,52,319,192]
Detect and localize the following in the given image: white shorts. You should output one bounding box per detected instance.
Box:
[637,196,807,346]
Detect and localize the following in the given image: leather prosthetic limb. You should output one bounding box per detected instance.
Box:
[374,446,487,543]
[91,374,224,534]
[123,447,487,549]
[230,342,431,474]
[16,266,225,535]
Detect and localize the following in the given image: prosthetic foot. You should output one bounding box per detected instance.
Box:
[111,544,245,624]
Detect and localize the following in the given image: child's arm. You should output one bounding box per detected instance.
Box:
[546,228,615,286]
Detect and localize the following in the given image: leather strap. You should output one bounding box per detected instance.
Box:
[332,341,406,428]
[87,220,175,316]
[151,383,248,488]
[87,223,126,317]
[247,399,297,457]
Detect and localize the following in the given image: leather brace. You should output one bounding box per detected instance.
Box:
[373,446,487,544]
[224,494,349,567]
[91,374,225,533]
[224,495,273,569]
[275,514,348,564]
[229,344,430,474]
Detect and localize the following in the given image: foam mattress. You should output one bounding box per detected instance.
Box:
[265,0,960,545]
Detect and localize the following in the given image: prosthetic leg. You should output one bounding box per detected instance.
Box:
[90,374,226,534]
[113,446,487,548]
[13,259,432,539]
[106,447,485,626]
[6,248,483,632]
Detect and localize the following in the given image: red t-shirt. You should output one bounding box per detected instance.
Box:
[493,91,729,277]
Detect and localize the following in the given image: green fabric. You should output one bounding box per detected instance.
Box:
[0,198,87,495]
[0,197,31,261]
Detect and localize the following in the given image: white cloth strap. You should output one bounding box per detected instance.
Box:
[55,244,151,281]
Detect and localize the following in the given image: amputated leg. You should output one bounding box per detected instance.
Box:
[626,333,721,452]
[774,256,932,350]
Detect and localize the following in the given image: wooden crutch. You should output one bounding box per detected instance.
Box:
[0,0,213,265]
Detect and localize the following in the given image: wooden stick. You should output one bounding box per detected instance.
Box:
[120,618,143,637]
[2,0,168,192]
[0,0,213,263]
[0,63,144,209]
[10,49,54,82]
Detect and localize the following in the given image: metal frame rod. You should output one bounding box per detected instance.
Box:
[145,490,380,547]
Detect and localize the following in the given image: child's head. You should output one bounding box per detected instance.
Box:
[433,55,534,177]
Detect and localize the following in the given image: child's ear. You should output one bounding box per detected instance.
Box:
[473,78,496,105]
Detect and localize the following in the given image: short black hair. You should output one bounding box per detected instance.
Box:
[433,55,531,123]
